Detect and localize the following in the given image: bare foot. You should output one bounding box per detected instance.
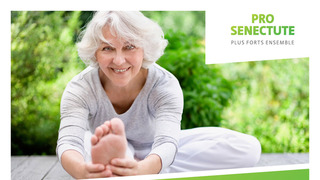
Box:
[91,118,127,165]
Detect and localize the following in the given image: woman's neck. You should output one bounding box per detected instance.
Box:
[99,68,148,114]
[99,68,148,94]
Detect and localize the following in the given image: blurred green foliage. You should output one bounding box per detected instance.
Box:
[11,11,85,155]
[11,11,308,155]
[142,11,205,38]
[217,59,309,153]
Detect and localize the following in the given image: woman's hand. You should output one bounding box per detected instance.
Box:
[109,154,162,177]
[61,150,112,179]
[79,162,112,179]
[108,158,140,176]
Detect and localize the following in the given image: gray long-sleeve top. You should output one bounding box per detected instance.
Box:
[56,63,183,170]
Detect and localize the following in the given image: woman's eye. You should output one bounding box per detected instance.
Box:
[103,46,113,51]
[125,45,135,50]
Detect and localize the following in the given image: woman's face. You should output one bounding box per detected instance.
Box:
[95,26,144,88]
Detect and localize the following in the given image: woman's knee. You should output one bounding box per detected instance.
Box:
[239,134,261,167]
[176,127,261,169]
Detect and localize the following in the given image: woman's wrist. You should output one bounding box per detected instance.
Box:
[61,150,85,178]
[138,154,162,175]
[62,150,111,178]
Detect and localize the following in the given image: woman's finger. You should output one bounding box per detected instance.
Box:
[87,169,112,179]
[85,162,105,172]
[111,158,137,168]
[109,165,134,176]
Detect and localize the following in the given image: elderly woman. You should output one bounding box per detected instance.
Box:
[57,11,261,179]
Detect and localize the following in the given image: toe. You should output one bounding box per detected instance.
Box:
[101,123,110,136]
[110,118,125,136]
[94,126,103,140]
[91,135,98,145]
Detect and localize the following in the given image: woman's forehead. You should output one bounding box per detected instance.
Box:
[100,40,132,46]
[101,26,134,44]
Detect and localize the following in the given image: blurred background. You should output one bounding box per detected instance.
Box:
[11,11,308,156]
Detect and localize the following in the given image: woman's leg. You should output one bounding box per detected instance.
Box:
[165,127,261,173]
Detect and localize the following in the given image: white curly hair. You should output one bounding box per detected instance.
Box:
[77,11,168,69]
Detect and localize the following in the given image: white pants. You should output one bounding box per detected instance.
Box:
[84,127,261,173]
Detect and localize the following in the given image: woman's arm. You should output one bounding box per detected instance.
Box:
[61,150,112,179]
[58,73,104,178]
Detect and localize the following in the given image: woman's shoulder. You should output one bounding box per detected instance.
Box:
[147,63,184,112]
[148,63,183,98]
[64,66,100,97]
[151,63,180,86]
[66,66,99,89]
[70,66,97,82]
[61,66,100,109]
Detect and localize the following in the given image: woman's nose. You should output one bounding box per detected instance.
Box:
[113,52,126,66]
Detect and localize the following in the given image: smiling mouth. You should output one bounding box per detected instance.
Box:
[111,67,130,73]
